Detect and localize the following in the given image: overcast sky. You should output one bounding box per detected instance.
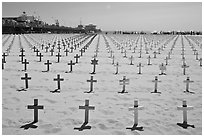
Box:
[2,2,202,31]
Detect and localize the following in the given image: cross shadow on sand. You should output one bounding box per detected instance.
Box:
[177,122,195,129]
[17,88,27,92]
[50,89,60,93]
[20,121,38,130]
[74,122,91,131]
[126,124,144,131]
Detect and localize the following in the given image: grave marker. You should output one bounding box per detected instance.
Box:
[2,52,7,63]
[90,58,98,74]
[181,63,189,75]
[68,60,75,72]
[74,54,80,63]
[164,57,168,65]
[126,100,144,131]
[64,49,69,56]
[123,50,127,58]
[44,60,52,71]
[85,76,97,93]
[27,99,44,122]
[38,53,43,62]
[112,55,115,65]
[50,48,54,56]
[53,74,64,90]
[114,62,120,74]
[177,100,195,129]
[118,76,129,93]
[21,73,31,89]
[151,76,161,93]
[199,58,202,67]
[159,63,166,75]
[129,55,134,65]
[56,52,62,63]
[22,59,29,71]
[183,77,194,93]
[2,58,6,69]
[74,99,95,131]
[19,51,25,62]
[137,63,143,74]
[147,55,151,65]
[153,51,157,58]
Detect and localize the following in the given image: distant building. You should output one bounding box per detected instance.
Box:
[84,24,97,33]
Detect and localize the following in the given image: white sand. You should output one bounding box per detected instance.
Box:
[2,34,202,135]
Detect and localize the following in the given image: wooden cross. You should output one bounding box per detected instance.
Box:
[164,56,168,65]
[63,44,66,50]
[68,60,75,72]
[159,63,166,75]
[79,48,84,56]
[90,58,98,74]
[114,62,120,74]
[20,48,25,54]
[64,49,69,56]
[38,53,43,62]
[118,76,129,93]
[27,99,44,122]
[126,100,144,131]
[2,52,7,63]
[44,60,52,71]
[79,99,95,124]
[153,51,157,58]
[183,77,194,93]
[45,46,49,53]
[19,51,25,62]
[21,73,31,89]
[109,50,113,58]
[195,52,199,60]
[32,46,37,52]
[2,58,6,70]
[138,50,142,58]
[22,59,29,71]
[56,52,62,63]
[199,58,202,67]
[181,63,189,75]
[147,55,151,65]
[85,76,97,93]
[70,46,74,53]
[129,55,134,65]
[137,63,143,74]
[35,49,39,56]
[132,47,136,53]
[41,44,44,50]
[50,48,54,56]
[177,100,194,129]
[53,74,64,90]
[151,76,161,93]
[57,46,61,52]
[112,55,115,65]
[123,50,127,58]
[74,54,80,63]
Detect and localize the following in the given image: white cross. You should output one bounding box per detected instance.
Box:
[183,77,194,93]
[177,100,193,125]
[159,63,166,75]
[151,76,161,93]
[119,76,129,93]
[129,100,144,126]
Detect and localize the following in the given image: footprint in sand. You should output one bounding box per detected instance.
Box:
[44,99,57,104]
[97,123,109,130]
[44,127,61,134]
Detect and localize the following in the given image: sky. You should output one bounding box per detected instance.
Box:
[2,2,202,31]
